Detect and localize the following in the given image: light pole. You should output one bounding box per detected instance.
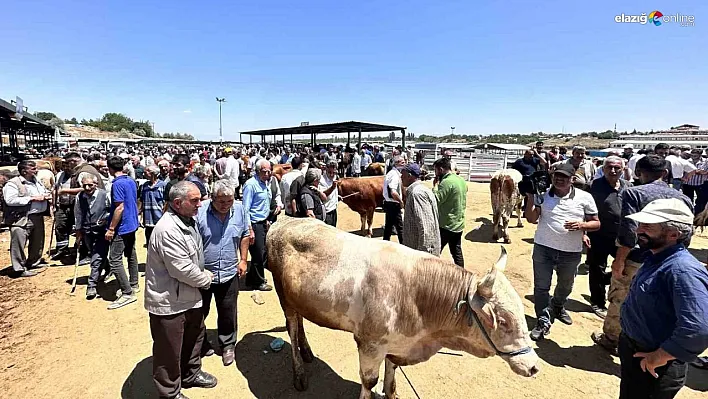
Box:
[451,126,455,136]
[216,97,226,143]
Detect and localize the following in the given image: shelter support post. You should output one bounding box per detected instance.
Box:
[401,129,406,149]
[290,133,293,145]
[347,131,350,147]
[357,128,362,150]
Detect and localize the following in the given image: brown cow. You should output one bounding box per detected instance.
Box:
[490,169,524,244]
[273,163,292,182]
[267,218,539,399]
[336,176,384,237]
[364,162,385,176]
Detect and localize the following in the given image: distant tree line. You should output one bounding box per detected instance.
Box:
[34,111,195,141]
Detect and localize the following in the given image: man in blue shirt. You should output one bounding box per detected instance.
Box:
[196,180,249,366]
[105,156,140,310]
[592,155,693,354]
[242,159,273,291]
[619,198,708,398]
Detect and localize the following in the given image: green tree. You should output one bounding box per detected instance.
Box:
[47,117,65,129]
[64,117,78,125]
[35,112,58,121]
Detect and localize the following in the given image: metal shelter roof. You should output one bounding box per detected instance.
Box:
[0,98,54,129]
[239,121,406,136]
[473,143,531,151]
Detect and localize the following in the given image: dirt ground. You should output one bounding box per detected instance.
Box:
[1,181,706,399]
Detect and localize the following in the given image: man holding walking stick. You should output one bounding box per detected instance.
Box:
[74,174,111,300]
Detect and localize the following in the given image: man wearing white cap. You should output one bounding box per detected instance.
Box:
[618,198,708,398]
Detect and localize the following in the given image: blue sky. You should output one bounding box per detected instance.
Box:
[1,0,706,140]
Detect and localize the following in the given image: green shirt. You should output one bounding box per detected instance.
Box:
[433,172,467,232]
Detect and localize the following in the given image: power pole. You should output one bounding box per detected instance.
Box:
[216,97,226,144]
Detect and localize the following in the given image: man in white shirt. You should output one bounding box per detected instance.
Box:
[223,149,240,190]
[524,163,600,341]
[665,149,696,190]
[382,156,405,242]
[3,161,51,278]
[318,161,339,226]
[351,151,362,177]
[627,150,646,185]
[280,157,305,216]
[360,150,372,173]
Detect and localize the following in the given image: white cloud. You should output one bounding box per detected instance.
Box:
[183,109,192,114]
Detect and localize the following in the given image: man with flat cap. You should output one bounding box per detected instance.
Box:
[618,198,708,398]
[400,163,440,255]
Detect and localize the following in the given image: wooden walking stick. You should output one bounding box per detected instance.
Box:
[68,236,82,296]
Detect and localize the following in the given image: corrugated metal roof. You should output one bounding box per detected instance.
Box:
[473,143,530,151]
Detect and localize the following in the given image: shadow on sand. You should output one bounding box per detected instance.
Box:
[348,227,385,238]
[523,294,594,315]
[464,217,494,243]
[236,332,360,398]
[121,357,159,399]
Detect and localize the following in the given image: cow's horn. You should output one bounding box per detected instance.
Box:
[493,246,507,273]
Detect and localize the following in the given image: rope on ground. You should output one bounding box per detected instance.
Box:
[399,366,422,399]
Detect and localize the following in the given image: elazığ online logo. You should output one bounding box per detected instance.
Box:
[615,11,695,26]
[649,11,663,25]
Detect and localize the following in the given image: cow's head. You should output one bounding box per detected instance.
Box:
[465,247,540,377]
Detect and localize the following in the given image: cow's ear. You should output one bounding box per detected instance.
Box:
[471,296,498,330]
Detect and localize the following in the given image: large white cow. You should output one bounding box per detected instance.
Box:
[490,169,524,244]
[267,217,539,399]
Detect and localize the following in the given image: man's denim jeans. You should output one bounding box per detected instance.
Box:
[532,243,581,327]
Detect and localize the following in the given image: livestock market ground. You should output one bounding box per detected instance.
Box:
[1,181,707,399]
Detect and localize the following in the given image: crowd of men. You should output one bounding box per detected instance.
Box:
[2,139,707,399]
[514,140,708,398]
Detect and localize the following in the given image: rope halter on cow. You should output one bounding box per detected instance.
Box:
[454,276,533,358]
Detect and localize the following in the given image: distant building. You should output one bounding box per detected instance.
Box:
[611,123,708,150]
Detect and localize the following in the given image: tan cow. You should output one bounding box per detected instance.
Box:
[267,217,539,399]
[490,169,524,244]
[273,163,293,182]
[364,162,386,176]
[336,176,384,237]
[35,159,59,192]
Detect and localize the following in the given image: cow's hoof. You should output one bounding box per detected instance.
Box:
[504,238,511,244]
[300,346,314,363]
[294,372,309,391]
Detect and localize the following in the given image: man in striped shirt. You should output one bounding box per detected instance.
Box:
[682,149,708,212]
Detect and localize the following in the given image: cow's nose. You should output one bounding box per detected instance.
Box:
[529,365,540,377]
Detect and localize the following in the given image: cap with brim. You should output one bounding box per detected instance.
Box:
[625,198,694,225]
[404,163,421,177]
[554,163,575,177]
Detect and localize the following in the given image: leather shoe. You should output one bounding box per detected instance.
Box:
[182,370,217,389]
[222,347,235,366]
[15,270,38,278]
[256,283,273,292]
